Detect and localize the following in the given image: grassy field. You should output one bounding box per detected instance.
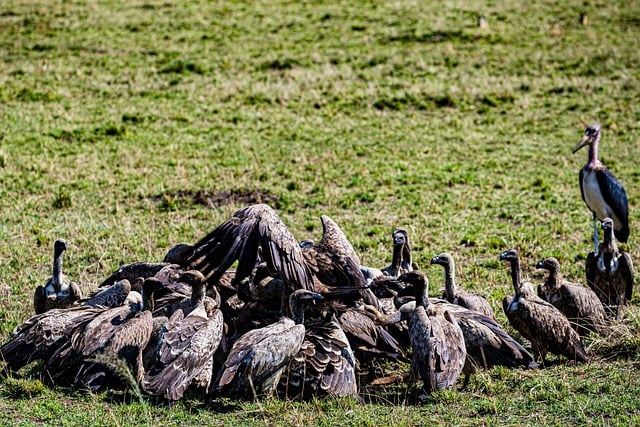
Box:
[1,0,639,425]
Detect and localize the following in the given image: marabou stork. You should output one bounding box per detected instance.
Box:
[573,123,629,252]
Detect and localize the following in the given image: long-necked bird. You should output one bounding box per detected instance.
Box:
[573,123,629,252]
[586,218,634,318]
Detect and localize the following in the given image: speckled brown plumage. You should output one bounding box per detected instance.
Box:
[143,271,224,401]
[186,204,314,292]
[83,279,132,308]
[400,271,467,393]
[278,312,358,401]
[501,249,588,364]
[301,215,378,308]
[46,288,152,390]
[0,305,103,374]
[214,289,323,399]
[537,257,607,336]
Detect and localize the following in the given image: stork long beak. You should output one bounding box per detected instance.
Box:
[572,135,591,153]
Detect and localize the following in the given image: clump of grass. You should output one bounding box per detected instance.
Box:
[53,187,72,209]
[589,306,640,360]
[1,377,47,399]
[86,352,144,402]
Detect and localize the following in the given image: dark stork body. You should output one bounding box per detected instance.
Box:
[573,123,629,251]
[403,271,466,394]
[142,271,224,401]
[586,218,634,318]
[214,289,324,399]
[430,253,495,319]
[34,239,82,314]
[536,257,607,336]
[500,249,588,364]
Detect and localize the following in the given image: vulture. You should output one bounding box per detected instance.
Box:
[401,271,466,394]
[142,271,224,401]
[46,283,153,390]
[278,310,359,401]
[186,204,314,292]
[82,278,137,308]
[0,305,103,375]
[394,272,536,387]
[430,252,495,319]
[500,249,588,364]
[34,239,82,314]
[585,218,634,318]
[300,215,377,307]
[214,289,324,399]
[381,228,414,277]
[536,257,607,336]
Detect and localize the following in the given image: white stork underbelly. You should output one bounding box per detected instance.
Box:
[581,170,623,228]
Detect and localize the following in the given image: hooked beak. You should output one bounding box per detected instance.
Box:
[572,135,591,153]
[535,260,545,269]
[305,292,324,302]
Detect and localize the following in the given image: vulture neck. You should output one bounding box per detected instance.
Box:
[544,268,561,291]
[509,258,524,296]
[51,248,65,292]
[389,242,404,276]
[442,260,456,300]
[416,282,429,309]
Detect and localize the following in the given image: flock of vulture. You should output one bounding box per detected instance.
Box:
[0,123,634,403]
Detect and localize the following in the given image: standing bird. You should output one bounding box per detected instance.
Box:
[404,271,466,394]
[586,218,634,318]
[573,122,629,252]
[536,257,607,336]
[142,271,224,401]
[381,228,414,277]
[214,289,324,399]
[500,249,588,364]
[391,272,535,388]
[34,239,82,314]
[430,253,495,319]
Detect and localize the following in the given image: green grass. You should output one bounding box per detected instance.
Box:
[1,0,640,424]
